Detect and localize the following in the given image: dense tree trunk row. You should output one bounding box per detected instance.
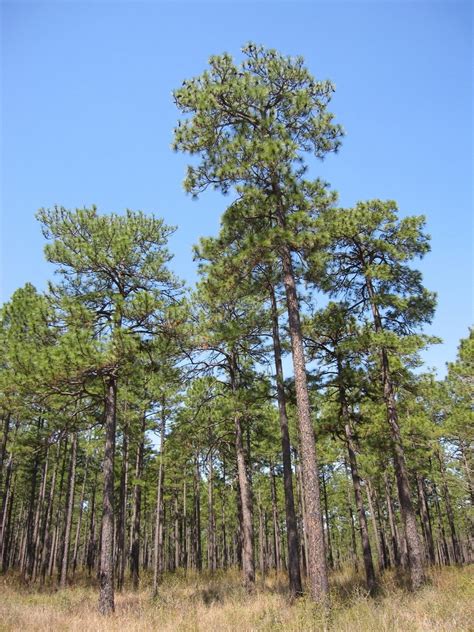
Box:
[1,408,471,600]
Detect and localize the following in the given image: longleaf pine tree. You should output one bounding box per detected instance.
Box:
[315,199,437,589]
[37,207,182,613]
[174,43,343,603]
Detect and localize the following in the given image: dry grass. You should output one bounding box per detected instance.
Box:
[0,565,472,632]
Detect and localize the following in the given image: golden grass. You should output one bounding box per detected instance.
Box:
[0,565,472,632]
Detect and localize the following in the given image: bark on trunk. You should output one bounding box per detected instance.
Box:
[321,470,334,570]
[278,242,328,603]
[366,479,386,571]
[384,474,402,567]
[344,429,376,592]
[270,464,282,572]
[366,277,425,589]
[235,412,255,589]
[437,451,462,563]
[416,474,435,565]
[116,424,129,591]
[231,353,255,591]
[98,375,117,615]
[192,454,202,571]
[72,452,89,575]
[336,367,376,591]
[130,414,146,589]
[268,284,303,595]
[152,411,166,596]
[60,432,77,587]
[207,452,217,571]
[0,413,11,494]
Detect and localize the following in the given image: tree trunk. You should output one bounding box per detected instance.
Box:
[87,469,99,575]
[174,495,180,570]
[321,469,334,570]
[230,353,255,590]
[30,448,48,582]
[268,284,303,595]
[416,474,435,565]
[152,411,166,596]
[257,489,266,578]
[269,464,282,572]
[39,442,60,583]
[366,479,385,571]
[0,413,11,494]
[50,437,68,579]
[182,479,189,570]
[220,463,228,570]
[130,414,146,589]
[431,480,450,565]
[207,452,216,571]
[60,433,77,587]
[116,424,129,591]
[98,374,117,615]
[437,451,462,563]
[384,474,402,567]
[460,441,474,506]
[295,455,309,576]
[344,428,376,592]
[1,472,15,572]
[72,452,89,575]
[279,241,328,603]
[192,454,202,571]
[366,277,425,589]
[24,434,40,581]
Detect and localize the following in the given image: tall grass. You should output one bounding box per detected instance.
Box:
[1,565,472,631]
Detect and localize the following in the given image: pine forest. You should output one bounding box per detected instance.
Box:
[1,43,472,632]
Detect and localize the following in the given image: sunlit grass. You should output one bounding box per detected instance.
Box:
[0,565,472,631]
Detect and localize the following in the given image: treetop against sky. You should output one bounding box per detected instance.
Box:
[1,1,472,375]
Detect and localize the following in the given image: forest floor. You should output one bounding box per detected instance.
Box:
[0,565,472,632]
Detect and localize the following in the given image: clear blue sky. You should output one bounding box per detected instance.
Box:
[1,0,472,375]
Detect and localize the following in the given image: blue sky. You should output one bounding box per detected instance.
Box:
[1,0,472,376]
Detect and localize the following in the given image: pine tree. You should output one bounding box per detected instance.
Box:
[36,206,182,613]
[314,199,438,589]
[174,44,343,603]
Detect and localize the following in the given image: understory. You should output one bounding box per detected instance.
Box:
[0,565,472,632]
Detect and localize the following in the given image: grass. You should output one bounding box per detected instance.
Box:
[0,565,472,631]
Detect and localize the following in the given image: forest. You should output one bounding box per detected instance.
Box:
[1,45,472,631]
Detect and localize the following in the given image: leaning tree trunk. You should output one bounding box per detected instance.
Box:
[366,277,425,590]
[278,239,329,604]
[98,374,117,615]
[269,284,303,596]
